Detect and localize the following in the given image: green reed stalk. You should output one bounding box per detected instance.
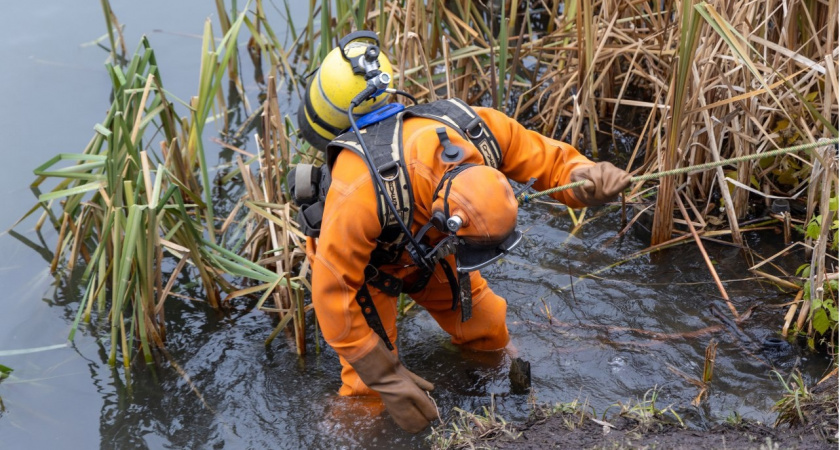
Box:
[651,0,701,245]
[24,0,839,367]
[21,7,290,368]
[320,0,331,60]
[581,0,597,157]
[497,6,509,110]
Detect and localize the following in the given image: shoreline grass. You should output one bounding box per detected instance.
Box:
[429,382,838,449]
[13,0,838,374]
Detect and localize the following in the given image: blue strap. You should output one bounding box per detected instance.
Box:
[356,103,405,129]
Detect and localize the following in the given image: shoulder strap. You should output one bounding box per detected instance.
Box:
[325,99,503,241]
[400,98,502,169]
[327,114,414,237]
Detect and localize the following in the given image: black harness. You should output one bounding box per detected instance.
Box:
[293,99,502,350]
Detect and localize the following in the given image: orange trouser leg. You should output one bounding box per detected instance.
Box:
[413,268,510,351]
[338,285,398,397]
[338,266,508,395]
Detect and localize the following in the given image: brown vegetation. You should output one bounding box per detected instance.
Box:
[22,0,837,364]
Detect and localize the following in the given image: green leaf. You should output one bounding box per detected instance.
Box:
[830,196,838,212]
[795,264,811,278]
[758,156,775,169]
[812,308,830,335]
[32,152,108,182]
[773,166,800,186]
[806,217,821,240]
[94,123,113,137]
[0,343,68,357]
[38,181,105,202]
[828,302,839,322]
[0,364,12,380]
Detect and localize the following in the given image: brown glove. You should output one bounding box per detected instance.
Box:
[351,339,438,433]
[570,162,631,206]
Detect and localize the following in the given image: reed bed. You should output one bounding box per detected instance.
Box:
[18,0,838,368]
[284,0,837,346]
[17,6,300,369]
[320,0,837,239]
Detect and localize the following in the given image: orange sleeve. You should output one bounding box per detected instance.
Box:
[309,150,383,363]
[476,107,595,208]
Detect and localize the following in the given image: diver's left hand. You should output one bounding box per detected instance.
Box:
[570,162,631,206]
[350,339,438,433]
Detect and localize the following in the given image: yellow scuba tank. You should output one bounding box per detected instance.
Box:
[299,32,394,151]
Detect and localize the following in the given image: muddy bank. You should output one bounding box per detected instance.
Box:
[493,417,833,450]
[450,376,837,450]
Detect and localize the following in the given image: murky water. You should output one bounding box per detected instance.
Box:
[0,2,831,449]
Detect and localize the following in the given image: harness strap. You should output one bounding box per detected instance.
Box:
[298,202,324,237]
[403,98,502,169]
[326,99,502,241]
[438,259,461,311]
[401,268,435,295]
[329,116,413,263]
[458,271,473,322]
[355,283,394,350]
[364,265,403,297]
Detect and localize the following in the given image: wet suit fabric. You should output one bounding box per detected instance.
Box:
[306,107,596,395]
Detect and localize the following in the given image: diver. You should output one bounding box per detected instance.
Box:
[292,32,631,433]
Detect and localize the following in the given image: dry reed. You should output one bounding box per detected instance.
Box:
[21,0,838,366]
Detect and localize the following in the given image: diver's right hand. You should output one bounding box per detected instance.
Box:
[570,162,631,206]
[350,339,438,433]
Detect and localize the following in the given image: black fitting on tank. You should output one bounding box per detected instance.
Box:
[364,45,380,64]
[337,31,384,79]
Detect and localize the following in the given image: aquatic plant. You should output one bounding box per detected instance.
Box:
[0,364,9,412]
[773,368,839,440]
[16,3,303,369]
[17,0,839,370]
[606,387,685,431]
[231,75,320,352]
[427,395,521,450]
[532,397,596,431]
[791,261,839,351]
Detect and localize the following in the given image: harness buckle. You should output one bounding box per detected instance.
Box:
[364,264,404,296]
[364,264,380,280]
[377,160,400,181]
[465,117,484,139]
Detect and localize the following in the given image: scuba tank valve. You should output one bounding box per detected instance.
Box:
[352,72,392,106]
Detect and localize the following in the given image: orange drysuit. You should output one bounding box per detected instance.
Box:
[307,107,596,395]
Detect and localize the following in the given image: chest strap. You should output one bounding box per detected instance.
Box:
[356,264,405,351]
[327,98,502,238]
[329,99,499,347]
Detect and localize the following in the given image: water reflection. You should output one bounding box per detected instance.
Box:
[84,202,831,448]
[0,2,833,449]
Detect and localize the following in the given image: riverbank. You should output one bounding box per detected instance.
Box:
[431,376,837,449]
